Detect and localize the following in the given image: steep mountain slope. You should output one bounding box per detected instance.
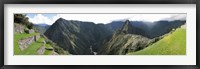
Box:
[106,20,185,38]
[128,24,186,55]
[99,20,152,55]
[148,20,185,38]
[44,18,112,55]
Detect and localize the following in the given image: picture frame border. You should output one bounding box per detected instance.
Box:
[0,0,198,69]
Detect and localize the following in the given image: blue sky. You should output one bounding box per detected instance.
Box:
[26,14,186,25]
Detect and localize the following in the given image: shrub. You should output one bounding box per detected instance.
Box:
[27,23,33,29]
[14,14,26,23]
[24,28,29,34]
[14,14,34,29]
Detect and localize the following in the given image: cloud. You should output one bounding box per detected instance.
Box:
[28,14,186,25]
[56,14,134,24]
[28,14,59,25]
[163,14,187,21]
[57,14,187,24]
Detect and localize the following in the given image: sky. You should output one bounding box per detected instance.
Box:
[26,14,186,25]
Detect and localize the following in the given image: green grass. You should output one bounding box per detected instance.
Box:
[45,44,53,49]
[14,32,55,55]
[43,50,53,55]
[14,32,47,55]
[128,28,186,55]
[20,38,44,55]
[14,32,38,55]
[43,44,53,55]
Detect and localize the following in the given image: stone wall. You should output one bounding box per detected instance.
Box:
[34,34,40,41]
[14,23,24,33]
[18,36,35,50]
[28,29,35,34]
[18,33,59,55]
[18,34,41,50]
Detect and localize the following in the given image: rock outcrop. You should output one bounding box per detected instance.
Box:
[14,23,25,33]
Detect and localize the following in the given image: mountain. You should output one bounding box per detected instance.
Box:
[44,18,186,55]
[34,23,50,34]
[148,20,185,38]
[35,23,49,26]
[128,24,186,55]
[44,18,112,55]
[99,20,152,55]
[106,20,186,38]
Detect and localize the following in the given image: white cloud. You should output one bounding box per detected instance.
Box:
[163,14,187,21]
[28,14,186,25]
[28,14,59,25]
[56,14,134,24]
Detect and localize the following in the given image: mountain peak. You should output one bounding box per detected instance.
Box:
[58,18,65,20]
[52,18,67,26]
[125,20,131,25]
[56,18,65,21]
[119,20,135,34]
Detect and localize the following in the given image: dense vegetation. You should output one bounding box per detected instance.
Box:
[14,14,33,29]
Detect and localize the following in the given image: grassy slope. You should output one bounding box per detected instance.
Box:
[14,32,38,55]
[14,32,54,55]
[43,44,53,55]
[20,38,44,55]
[128,28,186,55]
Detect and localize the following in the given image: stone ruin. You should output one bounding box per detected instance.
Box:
[14,23,24,33]
[14,23,35,34]
[34,34,40,41]
[18,36,35,50]
[27,29,35,34]
[18,34,40,51]
[18,33,59,55]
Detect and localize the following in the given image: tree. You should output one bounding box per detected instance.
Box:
[14,14,26,23]
[27,23,33,29]
[14,14,33,29]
